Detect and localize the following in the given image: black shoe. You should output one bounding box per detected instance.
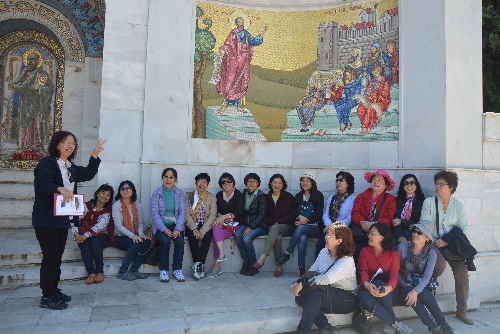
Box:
[439,322,454,334]
[299,267,306,276]
[277,252,290,265]
[55,288,71,302]
[40,295,68,310]
[240,262,250,275]
[430,326,444,334]
[319,323,335,334]
[244,266,259,276]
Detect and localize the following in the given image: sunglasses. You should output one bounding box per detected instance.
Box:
[411,227,423,235]
[121,186,132,191]
[404,180,416,186]
[163,175,175,179]
[336,178,346,183]
[221,180,233,185]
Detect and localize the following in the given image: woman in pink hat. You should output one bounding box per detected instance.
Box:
[351,170,396,251]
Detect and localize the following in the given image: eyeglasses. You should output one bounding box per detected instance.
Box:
[121,186,132,191]
[221,180,233,185]
[434,182,448,187]
[163,175,175,179]
[404,181,416,186]
[61,141,76,146]
[411,227,423,235]
[336,178,346,183]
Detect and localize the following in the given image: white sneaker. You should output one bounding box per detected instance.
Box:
[159,270,169,282]
[173,270,185,282]
[392,321,413,334]
[199,263,206,278]
[191,262,201,280]
[383,324,397,334]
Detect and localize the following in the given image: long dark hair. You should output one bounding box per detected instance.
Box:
[370,223,396,251]
[48,130,78,161]
[397,174,424,200]
[115,180,137,202]
[92,183,114,208]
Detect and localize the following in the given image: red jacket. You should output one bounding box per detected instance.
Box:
[351,188,396,227]
[359,246,400,289]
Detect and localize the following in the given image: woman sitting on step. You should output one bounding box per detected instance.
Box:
[72,183,114,284]
[290,223,357,334]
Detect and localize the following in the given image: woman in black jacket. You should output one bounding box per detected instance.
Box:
[235,173,268,276]
[392,174,424,243]
[277,173,324,276]
[33,130,104,310]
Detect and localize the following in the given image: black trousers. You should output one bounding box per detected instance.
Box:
[34,226,68,296]
[185,225,213,264]
[295,287,356,333]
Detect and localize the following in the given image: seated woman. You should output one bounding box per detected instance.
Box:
[255,174,295,277]
[392,174,425,244]
[277,173,324,277]
[351,170,396,252]
[317,171,356,255]
[358,223,413,334]
[291,223,357,334]
[236,173,268,276]
[185,173,217,279]
[72,183,114,284]
[151,168,186,282]
[396,220,454,334]
[207,172,244,277]
[113,180,151,281]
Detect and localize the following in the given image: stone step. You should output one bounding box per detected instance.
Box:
[0,198,34,218]
[0,181,34,199]
[0,217,32,228]
[0,168,34,182]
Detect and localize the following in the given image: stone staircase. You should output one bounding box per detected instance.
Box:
[205,106,268,141]
[0,168,34,228]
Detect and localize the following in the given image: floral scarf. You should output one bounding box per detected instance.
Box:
[401,194,415,220]
[120,198,138,235]
[368,191,385,222]
[328,191,350,221]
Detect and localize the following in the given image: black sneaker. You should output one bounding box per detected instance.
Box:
[55,288,71,302]
[240,263,250,275]
[319,323,335,334]
[40,295,68,310]
[244,266,259,276]
[277,252,290,265]
[439,322,454,334]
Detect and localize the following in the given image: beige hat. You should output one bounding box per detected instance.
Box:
[411,220,437,241]
[299,172,316,183]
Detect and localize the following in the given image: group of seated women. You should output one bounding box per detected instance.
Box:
[71,168,474,334]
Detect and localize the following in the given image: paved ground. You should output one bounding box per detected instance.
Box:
[0,271,499,334]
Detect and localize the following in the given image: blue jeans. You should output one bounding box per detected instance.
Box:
[358,280,397,325]
[286,225,321,268]
[155,226,185,271]
[78,234,110,275]
[114,235,151,273]
[395,286,445,330]
[235,226,266,264]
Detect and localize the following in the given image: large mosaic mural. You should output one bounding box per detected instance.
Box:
[193,0,399,142]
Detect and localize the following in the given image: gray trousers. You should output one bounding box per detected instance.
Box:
[263,224,294,260]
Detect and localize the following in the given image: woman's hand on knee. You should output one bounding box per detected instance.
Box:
[405,290,418,307]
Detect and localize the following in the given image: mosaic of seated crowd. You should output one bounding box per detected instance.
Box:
[193,0,399,142]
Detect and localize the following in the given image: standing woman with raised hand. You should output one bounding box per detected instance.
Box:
[33,130,105,310]
[113,180,151,281]
[150,167,187,282]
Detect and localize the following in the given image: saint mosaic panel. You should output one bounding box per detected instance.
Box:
[193,0,399,142]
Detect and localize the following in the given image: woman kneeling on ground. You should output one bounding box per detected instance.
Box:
[291,223,357,334]
[396,220,454,334]
[73,183,114,284]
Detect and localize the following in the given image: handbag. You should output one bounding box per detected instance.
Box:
[434,197,466,262]
[352,302,372,334]
[142,244,160,266]
[404,273,439,292]
[298,258,339,295]
[350,193,388,245]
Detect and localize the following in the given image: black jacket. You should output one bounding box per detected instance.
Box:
[32,155,100,228]
[442,226,477,259]
[293,189,324,228]
[241,189,267,230]
[393,195,424,240]
[216,189,244,223]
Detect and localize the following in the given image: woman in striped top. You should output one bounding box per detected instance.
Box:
[290,223,357,334]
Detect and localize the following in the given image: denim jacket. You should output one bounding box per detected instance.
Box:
[150,186,186,233]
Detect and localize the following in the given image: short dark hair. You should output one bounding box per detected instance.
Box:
[397,174,424,200]
[327,222,355,257]
[48,131,78,161]
[268,174,288,191]
[92,183,114,208]
[370,223,396,251]
[161,168,177,180]
[244,173,261,187]
[433,170,459,194]
[115,180,137,202]
[195,173,211,184]
[218,172,235,188]
[300,176,318,192]
[336,171,355,194]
